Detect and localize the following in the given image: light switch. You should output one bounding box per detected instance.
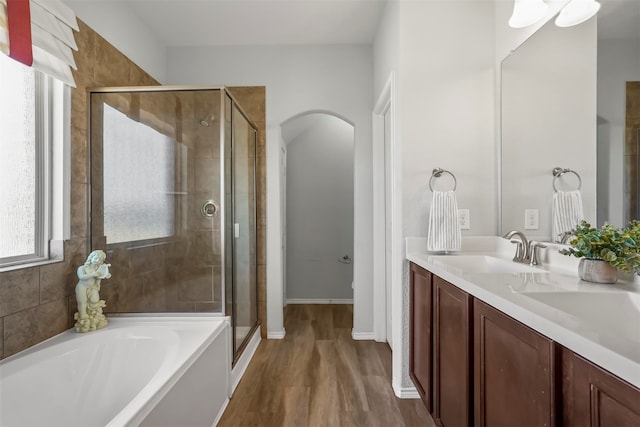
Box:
[458,209,470,230]
[524,209,539,230]
[234,223,240,238]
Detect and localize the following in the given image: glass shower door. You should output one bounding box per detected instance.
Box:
[231,102,258,356]
[89,88,224,314]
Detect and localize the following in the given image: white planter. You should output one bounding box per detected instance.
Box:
[578,258,618,284]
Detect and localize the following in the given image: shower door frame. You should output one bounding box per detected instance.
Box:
[87,85,260,363]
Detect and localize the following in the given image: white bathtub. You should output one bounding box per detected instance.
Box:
[0,316,231,427]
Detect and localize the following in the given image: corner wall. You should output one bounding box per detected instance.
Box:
[165,44,375,337]
[66,1,168,83]
[373,0,496,392]
[0,20,161,359]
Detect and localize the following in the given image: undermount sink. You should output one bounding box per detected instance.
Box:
[429,255,543,274]
[523,291,640,342]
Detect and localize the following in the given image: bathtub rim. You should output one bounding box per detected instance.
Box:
[0,314,231,427]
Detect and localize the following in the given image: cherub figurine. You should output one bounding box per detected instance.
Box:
[74,250,111,332]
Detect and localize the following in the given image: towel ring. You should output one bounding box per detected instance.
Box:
[552,167,582,192]
[429,168,457,192]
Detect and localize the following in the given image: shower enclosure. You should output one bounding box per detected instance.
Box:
[89,86,258,362]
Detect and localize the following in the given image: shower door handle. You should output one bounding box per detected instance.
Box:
[201,200,218,217]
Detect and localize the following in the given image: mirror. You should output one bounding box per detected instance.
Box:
[500,0,640,241]
[596,0,640,227]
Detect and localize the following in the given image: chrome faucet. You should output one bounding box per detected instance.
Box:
[503,230,529,263]
[503,230,547,266]
[528,241,547,266]
[559,232,573,244]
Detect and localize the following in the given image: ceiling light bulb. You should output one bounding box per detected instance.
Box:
[555,0,601,27]
[509,0,550,28]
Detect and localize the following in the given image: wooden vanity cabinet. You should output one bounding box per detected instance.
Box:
[473,299,558,427]
[409,262,433,411]
[561,347,640,427]
[408,263,640,427]
[432,276,473,427]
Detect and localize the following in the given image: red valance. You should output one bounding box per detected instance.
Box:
[6,0,32,66]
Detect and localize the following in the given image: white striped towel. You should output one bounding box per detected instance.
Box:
[552,190,584,243]
[427,190,461,252]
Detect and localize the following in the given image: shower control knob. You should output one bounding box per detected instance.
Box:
[201,200,218,218]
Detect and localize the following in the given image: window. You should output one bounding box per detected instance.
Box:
[0,53,69,269]
[102,104,175,245]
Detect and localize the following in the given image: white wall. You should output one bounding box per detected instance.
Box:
[373,0,496,394]
[283,114,354,301]
[598,37,640,227]
[66,1,167,83]
[501,19,597,240]
[166,44,374,336]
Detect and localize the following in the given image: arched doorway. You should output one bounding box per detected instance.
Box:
[280,112,355,305]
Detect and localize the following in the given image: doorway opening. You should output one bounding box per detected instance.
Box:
[280,112,355,305]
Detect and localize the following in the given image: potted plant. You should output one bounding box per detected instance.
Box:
[560,220,640,284]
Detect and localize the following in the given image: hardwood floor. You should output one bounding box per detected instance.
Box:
[218,304,435,427]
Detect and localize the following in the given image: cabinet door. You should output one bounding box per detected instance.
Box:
[433,276,472,427]
[562,347,640,427]
[474,299,558,427]
[409,262,433,412]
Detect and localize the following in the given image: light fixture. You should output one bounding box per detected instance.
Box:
[509,0,549,28]
[555,0,601,27]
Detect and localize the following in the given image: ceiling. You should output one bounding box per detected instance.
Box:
[67,0,638,48]
[76,0,387,46]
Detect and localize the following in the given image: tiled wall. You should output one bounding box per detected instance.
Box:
[626,82,640,222]
[0,20,267,359]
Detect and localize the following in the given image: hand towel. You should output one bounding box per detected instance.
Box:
[427,190,461,252]
[552,190,584,243]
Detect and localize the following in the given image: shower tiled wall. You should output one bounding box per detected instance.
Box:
[0,19,267,359]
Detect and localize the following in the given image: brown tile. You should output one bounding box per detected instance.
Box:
[0,268,40,317]
[194,302,222,312]
[178,267,215,302]
[40,238,87,304]
[127,245,157,274]
[627,82,640,119]
[195,157,221,192]
[257,227,267,266]
[3,299,69,357]
[129,63,160,86]
[0,318,4,359]
[256,156,267,206]
[256,126,266,157]
[98,274,123,313]
[117,275,145,312]
[142,268,168,312]
[94,35,130,86]
[67,294,78,327]
[74,20,96,82]
[70,80,91,132]
[70,183,88,239]
[228,87,266,123]
[71,126,88,184]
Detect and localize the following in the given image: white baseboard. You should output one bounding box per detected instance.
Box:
[230,327,261,394]
[392,383,420,399]
[267,329,286,339]
[286,298,354,304]
[212,397,230,427]
[351,330,375,340]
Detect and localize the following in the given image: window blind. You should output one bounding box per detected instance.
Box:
[0,0,78,87]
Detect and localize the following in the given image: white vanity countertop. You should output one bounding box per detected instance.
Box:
[406,236,640,389]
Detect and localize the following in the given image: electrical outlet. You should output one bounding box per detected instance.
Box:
[458,209,470,230]
[524,209,539,230]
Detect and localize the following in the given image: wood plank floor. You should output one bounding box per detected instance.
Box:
[218,304,435,427]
